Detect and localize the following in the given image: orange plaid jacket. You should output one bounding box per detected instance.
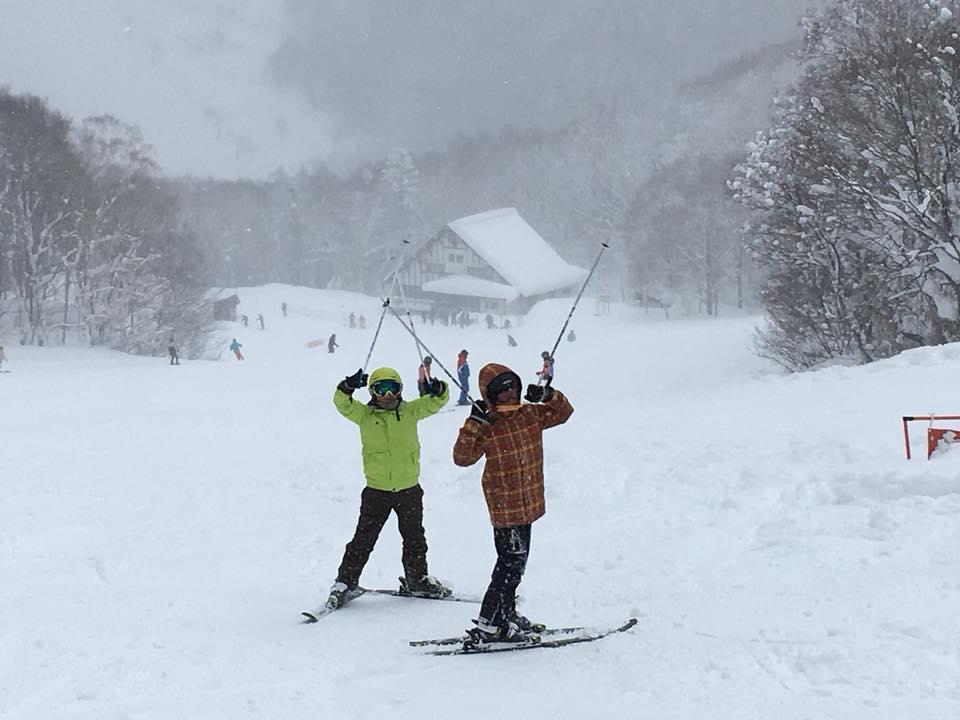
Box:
[453,362,574,527]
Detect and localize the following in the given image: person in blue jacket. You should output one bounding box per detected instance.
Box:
[456,349,470,405]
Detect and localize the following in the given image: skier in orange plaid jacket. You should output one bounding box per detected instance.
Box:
[452,361,573,643]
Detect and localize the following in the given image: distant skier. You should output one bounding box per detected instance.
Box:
[456,349,470,405]
[567,329,576,342]
[281,302,288,318]
[242,314,249,328]
[328,333,339,354]
[324,366,451,610]
[358,314,367,330]
[168,336,180,365]
[485,314,495,330]
[507,334,517,347]
[453,362,574,644]
[229,338,244,361]
[417,356,434,397]
[258,313,265,330]
[349,312,356,328]
[536,351,554,383]
[0,344,7,370]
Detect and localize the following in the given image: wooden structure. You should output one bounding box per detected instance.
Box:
[213,294,240,321]
[390,208,587,316]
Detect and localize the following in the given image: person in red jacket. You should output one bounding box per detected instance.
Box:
[452,362,573,643]
[536,351,554,383]
[417,356,434,397]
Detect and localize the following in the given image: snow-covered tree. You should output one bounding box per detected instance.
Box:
[0,96,210,355]
[73,115,211,354]
[0,91,86,345]
[731,0,960,368]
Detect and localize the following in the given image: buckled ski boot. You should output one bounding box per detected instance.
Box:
[326,581,361,610]
[509,610,546,633]
[465,617,540,647]
[398,574,452,599]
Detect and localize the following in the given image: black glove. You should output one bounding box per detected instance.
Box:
[524,382,554,403]
[339,368,368,393]
[468,399,491,425]
[428,378,447,397]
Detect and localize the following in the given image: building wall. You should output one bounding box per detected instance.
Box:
[390,226,580,316]
[392,228,509,314]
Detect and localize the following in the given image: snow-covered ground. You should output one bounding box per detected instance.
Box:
[2,284,959,719]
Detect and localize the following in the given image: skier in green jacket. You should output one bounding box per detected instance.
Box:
[326,365,451,609]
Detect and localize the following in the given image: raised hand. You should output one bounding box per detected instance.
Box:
[468,399,492,425]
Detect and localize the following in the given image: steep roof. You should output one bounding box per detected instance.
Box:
[447,208,588,297]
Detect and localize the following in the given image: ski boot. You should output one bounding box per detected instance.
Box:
[326,581,361,610]
[464,617,540,649]
[509,610,546,634]
[398,574,452,599]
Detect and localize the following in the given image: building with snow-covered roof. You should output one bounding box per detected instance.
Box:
[389,208,587,317]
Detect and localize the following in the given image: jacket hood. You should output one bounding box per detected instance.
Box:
[478,362,522,416]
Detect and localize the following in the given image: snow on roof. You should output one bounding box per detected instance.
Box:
[422,275,520,302]
[204,287,239,302]
[447,208,588,297]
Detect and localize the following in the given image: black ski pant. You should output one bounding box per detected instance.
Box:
[336,484,428,589]
[478,524,531,626]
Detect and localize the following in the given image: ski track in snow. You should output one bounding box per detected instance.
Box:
[2,284,959,719]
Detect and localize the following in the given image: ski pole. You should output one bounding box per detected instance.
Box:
[382,300,480,407]
[359,239,412,373]
[540,241,609,383]
[383,238,412,300]
[390,262,424,364]
[407,309,425,364]
[362,298,391,373]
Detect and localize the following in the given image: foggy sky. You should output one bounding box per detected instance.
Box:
[0,0,808,178]
[270,0,809,167]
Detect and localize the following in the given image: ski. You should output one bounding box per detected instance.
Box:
[300,607,334,624]
[301,586,479,624]
[419,618,637,656]
[301,588,366,623]
[410,623,585,647]
[361,587,482,604]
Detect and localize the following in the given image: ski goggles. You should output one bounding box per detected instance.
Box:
[371,379,402,396]
[486,372,518,397]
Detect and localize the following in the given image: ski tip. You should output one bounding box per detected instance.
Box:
[301,612,319,624]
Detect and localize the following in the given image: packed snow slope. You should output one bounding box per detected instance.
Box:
[2,284,959,719]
